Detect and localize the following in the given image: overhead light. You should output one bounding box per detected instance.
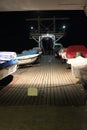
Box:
[30,26,34,30]
[62,25,66,29]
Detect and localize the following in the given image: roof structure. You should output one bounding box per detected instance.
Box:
[0,0,87,16]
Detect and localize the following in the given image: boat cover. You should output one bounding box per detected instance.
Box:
[0,51,17,61]
[17,49,39,57]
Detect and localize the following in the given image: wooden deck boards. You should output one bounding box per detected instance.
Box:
[0,55,87,106]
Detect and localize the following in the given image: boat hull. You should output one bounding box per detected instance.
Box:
[17,54,39,65]
[0,64,17,80]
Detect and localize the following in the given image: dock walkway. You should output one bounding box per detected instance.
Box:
[0,55,87,106]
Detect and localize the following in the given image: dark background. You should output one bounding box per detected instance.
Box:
[0,10,87,53]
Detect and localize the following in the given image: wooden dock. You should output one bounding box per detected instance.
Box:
[0,55,87,106]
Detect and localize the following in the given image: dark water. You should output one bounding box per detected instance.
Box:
[0,35,38,53]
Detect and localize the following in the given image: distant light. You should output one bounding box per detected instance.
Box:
[30,26,34,30]
[47,33,49,36]
[62,25,66,29]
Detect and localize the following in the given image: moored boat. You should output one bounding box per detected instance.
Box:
[16,49,41,65]
[17,54,40,65]
[0,51,18,80]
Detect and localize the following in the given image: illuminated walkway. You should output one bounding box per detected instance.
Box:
[0,55,87,106]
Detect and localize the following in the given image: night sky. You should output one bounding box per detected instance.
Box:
[0,10,87,53]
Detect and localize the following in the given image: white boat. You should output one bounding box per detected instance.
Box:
[0,51,18,80]
[16,48,41,65]
[67,56,87,78]
[17,53,40,65]
[17,53,39,60]
[0,64,17,80]
[0,51,17,61]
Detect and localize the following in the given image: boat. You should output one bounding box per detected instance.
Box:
[0,59,18,69]
[17,54,40,65]
[66,45,87,60]
[0,51,18,80]
[0,63,18,80]
[67,56,87,78]
[16,49,41,65]
[0,51,17,61]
